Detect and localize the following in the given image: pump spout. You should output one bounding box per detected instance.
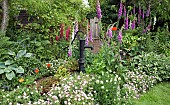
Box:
[84,46,93,50]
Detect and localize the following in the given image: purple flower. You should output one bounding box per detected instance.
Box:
[139,6,141,16]
[133,6,135,14]
[143,29,147,33]
[131,19,136,30]
[96,0,102,19]
[89,29,93,42]
[142,10,145,19]
[68,48,72,57]
[118,31,122,43]
[147,24,152,30]
[146,5,150,17]
[138,14,140,24]
[118,2,123,19]
[85,36,89,46]
[123,5,126,17]
[107,28,112,38]
[74,21,78,35]
[125,16,128,30]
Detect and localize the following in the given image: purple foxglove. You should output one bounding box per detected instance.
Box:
[125,16,128,30]
[143,29,147,33]
[108,40,110,47]
[147,24,152,30]
[123,5,126,17]
[68,48,72,57]
[118,31,122,43]
[96,0,102,19]
[131,19,136,30]
[139,6,141,16]
[146,5,150,17]
[118,1,123,19]
[138,14,140,24]
[133,6,135,14]
[142,10,145,19]
[107,28,112,38]
[74,21,78,35]
[85,36,89,46]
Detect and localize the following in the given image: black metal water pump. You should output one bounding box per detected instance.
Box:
[73,31,93,73]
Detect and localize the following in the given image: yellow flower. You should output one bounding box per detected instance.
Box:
[19,78,24,83]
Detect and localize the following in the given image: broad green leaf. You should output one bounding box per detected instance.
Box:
[17,50,26,58]
[8,51,16,56]
[0,62,6,68]
[6,71,15,80]
[16,66,24,73]
[35,42,41,46]
[4,67,11,73]
[24,53,33,57]
[0,69,4,74]
[8,64,18,71]
[5,60,14,65]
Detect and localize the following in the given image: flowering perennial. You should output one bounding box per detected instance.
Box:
[118,31,122,43]
[118,1,123,19]
[66,26,71,41]
[107,28,112,38]
[96,0,102,19]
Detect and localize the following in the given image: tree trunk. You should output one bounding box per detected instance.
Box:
[1,0,9,33]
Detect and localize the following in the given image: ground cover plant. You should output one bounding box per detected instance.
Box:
[0,0,170,105]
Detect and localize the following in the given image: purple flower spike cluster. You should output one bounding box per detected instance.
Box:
[96,0,102,19]
[68,48,72,57]
[146,5,150,17]
[131,19,136,30]
[118,1,123,19]
[74,21,78,35]
[107,28,112,38]
[118,31,122,43]
[125,16,129,30]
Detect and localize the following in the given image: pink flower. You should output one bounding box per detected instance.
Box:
[118,31,122,43]
[52,96,57,100]
[85,36,89,46]
[68,48,72,57]
[107,28,112,38]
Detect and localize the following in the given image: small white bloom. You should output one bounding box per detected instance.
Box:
[101,86,104,89]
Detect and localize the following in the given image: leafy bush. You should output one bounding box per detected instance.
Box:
[130,52,170,81]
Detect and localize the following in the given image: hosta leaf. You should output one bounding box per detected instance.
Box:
[17,50,26,58]
[0,68,4,74]
[4,67,11,73]
[8,51,16,56]
[24,53,33,57]
[5,60,14,65]
[15,66,24,73]
[8,64,18,71]
[0,62,6,68]
[6,71,15,80]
